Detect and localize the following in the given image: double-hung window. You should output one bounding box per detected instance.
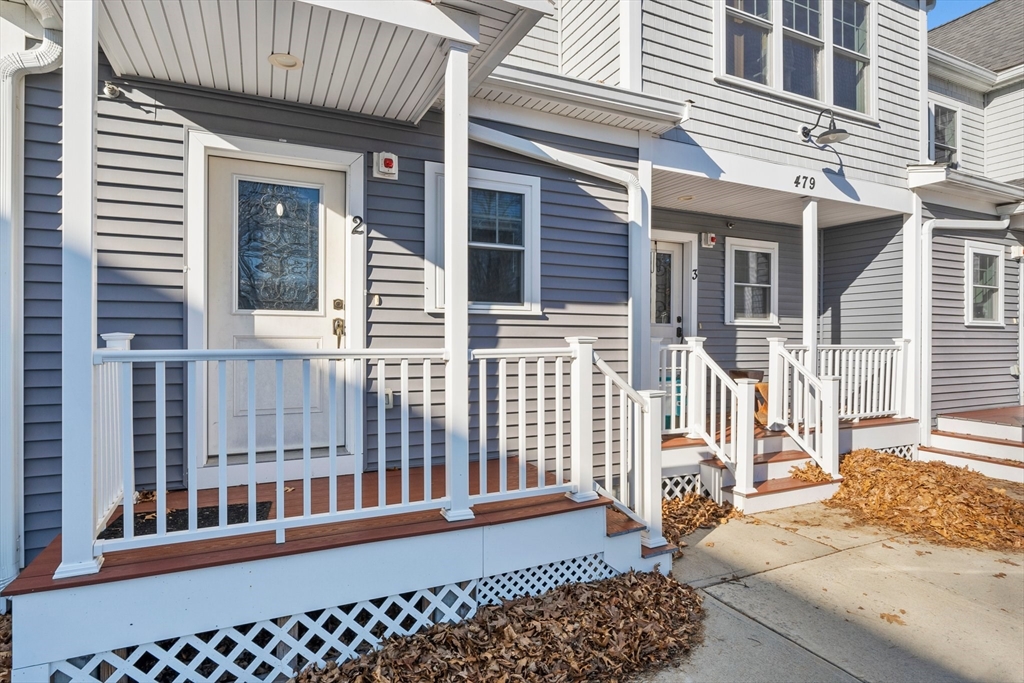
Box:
[720,0,873,115]
[423,162,541,314]
[725,238,779,325]
[931,103,959,166]
[964,241,1004,326]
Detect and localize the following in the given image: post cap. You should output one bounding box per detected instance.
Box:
[564,336,599,345]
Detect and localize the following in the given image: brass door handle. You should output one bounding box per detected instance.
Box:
[333,318,344,348]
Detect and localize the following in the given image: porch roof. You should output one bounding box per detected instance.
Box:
[66,0,551,124]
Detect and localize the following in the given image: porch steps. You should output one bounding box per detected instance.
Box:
[702,449,813,486]
[723,476,843,515]
[918,446,1024,484]
[936,408,1024,443]
[602,507,676,572]
[929,431,1023,463]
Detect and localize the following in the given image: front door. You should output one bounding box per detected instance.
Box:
[651,240,685,345]
[206,156,346,456]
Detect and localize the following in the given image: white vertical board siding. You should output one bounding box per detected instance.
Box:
[928,76,985,176]
[22,73,64,562]
[643,0,922,187]
[820,218,904,344]
[985,81,1024,184]
[652,208,804,370]
[561,0,620,86]
[927,203,1024,417]
[504,10,560,73]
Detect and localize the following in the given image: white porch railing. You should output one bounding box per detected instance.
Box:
[655,341,693,435]
[817,339,908,420]
[768,340,840,477]
[93,333,134,535]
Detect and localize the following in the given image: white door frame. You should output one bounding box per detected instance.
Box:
[184,131,366,473]
[651,229,698,338]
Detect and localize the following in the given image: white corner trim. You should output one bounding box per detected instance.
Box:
[0,13,63,592]
[466,122,647,385]
[724,237,780,327]
[963,240,1006,327]
[618,0,642,91]
[183,131,366,468]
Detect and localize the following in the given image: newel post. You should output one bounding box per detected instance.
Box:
[566,337,599,502]
[683,337,706,439]
[821,376,841,477]
[639,390,667,548]
[649,337,663,394]
[766,338,787,431]
[892,337,910,418]
[733,379,757,495]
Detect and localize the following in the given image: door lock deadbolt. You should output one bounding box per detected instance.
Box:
[333,299,344,310]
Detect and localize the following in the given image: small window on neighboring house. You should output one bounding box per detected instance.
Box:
[833,0,870,112]
[965,241,1004,326]
[932,104,959,166]
[726,238,779,325]
[423,163,541,314]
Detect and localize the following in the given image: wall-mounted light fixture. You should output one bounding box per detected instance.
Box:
[800,109,850,145]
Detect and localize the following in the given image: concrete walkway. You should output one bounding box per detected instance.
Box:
[641,503,1024,683]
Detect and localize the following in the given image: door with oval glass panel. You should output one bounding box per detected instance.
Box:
[206,156,345,459]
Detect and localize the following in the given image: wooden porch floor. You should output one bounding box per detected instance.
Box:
[4,458,602,597]
[939,405,1024,428]
[662,416,916,449]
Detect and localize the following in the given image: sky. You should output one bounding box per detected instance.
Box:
[928,0,997,29]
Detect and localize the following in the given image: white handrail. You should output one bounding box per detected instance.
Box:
[94,348,448,363]
[769,341,839,477]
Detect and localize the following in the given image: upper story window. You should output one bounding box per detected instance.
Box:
[930,103,959,166]
[964,241,1004,326]
[720,0,873,115]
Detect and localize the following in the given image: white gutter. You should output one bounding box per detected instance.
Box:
[919,216,1012,447]
[0,0,62,598]
[467,122,649,387]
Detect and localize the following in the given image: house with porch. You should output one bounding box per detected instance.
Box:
[0,0,1020,680]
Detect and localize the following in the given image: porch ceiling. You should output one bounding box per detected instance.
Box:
[652,170,899,229]
[91,0,548,124]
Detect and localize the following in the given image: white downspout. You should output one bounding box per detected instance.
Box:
[0,0,62,597]
[467,122,648,388]
[919,216,1011,448]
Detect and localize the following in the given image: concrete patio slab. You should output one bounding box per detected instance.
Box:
[754,502,903,550]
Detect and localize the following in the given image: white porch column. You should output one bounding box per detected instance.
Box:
[55,0,100,578]
[802,198,818,369]
[442,43,474,522]
[901,194,922,421]
[636,135,655,388]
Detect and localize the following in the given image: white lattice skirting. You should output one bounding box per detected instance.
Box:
[44,554,616,683]
[662,474,709,500]
[875,444,915,460]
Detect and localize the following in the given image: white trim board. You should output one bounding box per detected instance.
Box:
[963,240,1006,327]
[650,229,698,339]
[724,237,780,327]
[184,131,366,472]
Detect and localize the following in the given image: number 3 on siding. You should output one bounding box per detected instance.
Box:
[793,175,816,190]
[692,269,698,280]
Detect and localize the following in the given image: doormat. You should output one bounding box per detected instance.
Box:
[98,501,273,539]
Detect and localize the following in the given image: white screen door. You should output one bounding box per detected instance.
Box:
[651,241,685,344]
[206,156,346,456]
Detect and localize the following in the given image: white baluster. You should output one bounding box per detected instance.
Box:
[555,357,564,485]
[518,357,526,490]
[400,359,410,505]
[303,359,312,517]
[247,360,257,524]
[423,358,432,502]
[156,362,167,537]
[477,358,486,496]
[499,358,507,493]
[217,360,227,527]
[537,357,546,489]
[377,359,386,507]
[274,360,284,542]
[329,359,338,514]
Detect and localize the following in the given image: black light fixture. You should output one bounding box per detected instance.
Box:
[800,109,850,145]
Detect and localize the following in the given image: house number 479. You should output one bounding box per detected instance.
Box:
[793,175,816,189]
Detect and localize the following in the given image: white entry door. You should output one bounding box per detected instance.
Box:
[651,241,685,345]
[207,156,346,456]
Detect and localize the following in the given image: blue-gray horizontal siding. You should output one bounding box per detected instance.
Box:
[820,218,904,344]
[23,72,63,562]
[652,208,804,371]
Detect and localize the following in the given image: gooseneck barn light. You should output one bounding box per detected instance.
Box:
[800,109,851,145]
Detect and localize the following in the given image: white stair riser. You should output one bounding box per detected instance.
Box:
[936,417,1023,443]
[930,433,1024,462]
[918,450,1024,484]
[703,457,813,490]
[724,482,841,514]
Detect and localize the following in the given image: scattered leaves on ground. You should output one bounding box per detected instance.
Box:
[292,571,705,683]
[789,460,832,483]
[661,494,742,557]
[993,572,1007,579]
[825,450,1024,551]
[996,558,1020,566]
[1,613,11,683]
[880,613,906,626]
[135,490,156,503]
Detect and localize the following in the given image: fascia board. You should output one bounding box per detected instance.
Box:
[301,0,480,44]
[928,47,997,91]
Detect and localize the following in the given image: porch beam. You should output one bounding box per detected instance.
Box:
[801,198,818,367]
[55,0,100,579]
[442,43,474,522]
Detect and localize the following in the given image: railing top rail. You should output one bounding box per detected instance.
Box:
[592,351,648,412]
[818,344,901,350]
[471,347,575,360]
[777,347,824,390]
[659,342,696,351]
[692,348,740,393]
[94,348,449,364]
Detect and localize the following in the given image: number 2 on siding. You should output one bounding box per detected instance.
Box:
[793,175,816,190]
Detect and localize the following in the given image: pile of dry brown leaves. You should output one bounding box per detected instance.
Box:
[292,571,704,683]
[1,613,11,683]
[662,493,742,555]
[826,449,1024,551]
[789,460,832,483]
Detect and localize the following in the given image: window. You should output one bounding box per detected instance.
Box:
[423,163,541,314]
[964,241,1004,326]
[931,103,959,166]
[725,238,779,325]
[719,0,873,114]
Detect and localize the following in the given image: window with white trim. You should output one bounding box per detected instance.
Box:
[964,241,1004,326]
[719,0,873,114]
[930,103,959,166]
[423,163,541,314]
[725,238,779,325]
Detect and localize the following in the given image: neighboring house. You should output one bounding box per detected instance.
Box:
[0,0,1019,680]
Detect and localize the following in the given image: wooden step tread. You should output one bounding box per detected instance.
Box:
[641,543,678,559]
[919,447,1024,469]
[724,475,841,497]
[931,430,1023,448]
[605,507,647,537]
